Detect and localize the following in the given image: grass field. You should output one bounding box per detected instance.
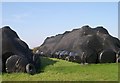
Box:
[2,57,118,81]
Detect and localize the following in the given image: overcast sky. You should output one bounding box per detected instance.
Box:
[2,2,118,48]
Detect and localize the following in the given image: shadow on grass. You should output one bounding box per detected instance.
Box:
[39,56,58,73]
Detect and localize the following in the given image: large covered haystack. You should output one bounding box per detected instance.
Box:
[37,25,120,63]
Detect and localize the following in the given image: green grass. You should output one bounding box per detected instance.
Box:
[2,57,118,81]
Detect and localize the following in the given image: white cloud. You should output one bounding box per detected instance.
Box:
[3,13,30,24]
[12,13,29,21]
